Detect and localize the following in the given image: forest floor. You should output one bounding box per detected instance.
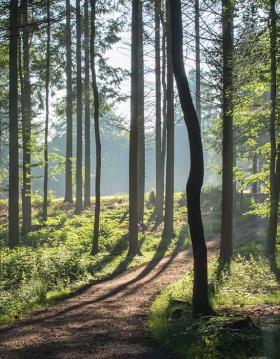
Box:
[0,217,268,359]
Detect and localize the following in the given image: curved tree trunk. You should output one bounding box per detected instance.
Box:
[195,0,201,125]
[9,0,20,248]
[64,0,73,203]
[90,0,101,255]
[168,0,212,317]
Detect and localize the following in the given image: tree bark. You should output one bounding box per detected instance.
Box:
[84,0,91,208]
[21,0,32,235]
[220,0,234,263]
[129,0,141,255]
[168,0,212,317]
[9,0,20,248]
[64,0,73,203]
[266,0,278,260]
[90,0,101,255]
[137,0,145,225]
[43,0,51,222]
[155,0,163,224]
[75,0,83,214]
[195,0,201,125]
[163,0,174,239]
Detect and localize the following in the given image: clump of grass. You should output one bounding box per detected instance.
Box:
[150,252,280,358]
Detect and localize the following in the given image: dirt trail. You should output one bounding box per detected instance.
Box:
[0,219,265,359]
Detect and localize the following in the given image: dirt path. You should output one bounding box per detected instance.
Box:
[0,219,266,359]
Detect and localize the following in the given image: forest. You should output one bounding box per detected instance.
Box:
[0,0,279,358]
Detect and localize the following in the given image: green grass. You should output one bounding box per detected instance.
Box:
[150,244,280,359]
[0,193,195,326]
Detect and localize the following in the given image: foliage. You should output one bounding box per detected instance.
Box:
[150,249,280,358]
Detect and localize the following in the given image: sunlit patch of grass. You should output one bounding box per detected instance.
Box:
[150,249,280,358]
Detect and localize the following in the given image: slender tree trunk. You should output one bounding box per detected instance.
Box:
[266,0,278,260]
[195,0,201,125]
[64,0,73,203]
[9,0,19,248]
[21,0,32,235]
[84,0,91,208]
[129,0,141,255]
[220,0,234,263]
[43,0,51,222]
[75,0,83,214]
[163,0,174,239]
[168,0,212,317]
[252,153,258,195]
[90,0,101,255]
[137,0,145,225]
[155,0,163,223]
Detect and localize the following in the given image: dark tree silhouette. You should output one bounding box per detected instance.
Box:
[21,0,32,234]
[84,0,91,208]
[163,0,174,239]
[43,0,51,222]
[129,0,141,255]
[266,0,279,260]
[75,0,83,214]
[168,0,212,316]
[9,0,20,248]
[220,0,234,263]
[90,0,101,255]
[64,0,73,203]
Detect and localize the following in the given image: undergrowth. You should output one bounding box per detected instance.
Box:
[150,245,280,359]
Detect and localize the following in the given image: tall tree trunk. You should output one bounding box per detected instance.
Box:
[64,0,73,203]
[90,0,101,255]
[75,0,83,214]
[266,0,278,260]
[9,0,19,248]
[43,0,51,222]
[137,0,145,225]
[195,0,201,125]
[220,0,234,263]
[168,0,212,317]
[84,0,91,208]
[21,0,32,235]
[163,0,174,239]
[129,0,141,255]
[155,0,163,223]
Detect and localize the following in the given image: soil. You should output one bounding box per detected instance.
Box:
[0,218,266,359]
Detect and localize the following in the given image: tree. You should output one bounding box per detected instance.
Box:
[90,0,101,255]
[168,0,212,316]
[195,0,201,124]
[75,0,83,214]
[266,0,279,260]
[9,0,20,248]
[220,0,234,263]
[137,0,145,225]
[43,0,51,222]
[163,0,174,239]
[84,0,91,208]
[129,0,141,255]
[155,0,164,224]
[64,0,73,203]
[20,0,32,234]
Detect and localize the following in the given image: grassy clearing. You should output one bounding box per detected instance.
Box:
[0,192,193,326]
[150,240,280,359]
